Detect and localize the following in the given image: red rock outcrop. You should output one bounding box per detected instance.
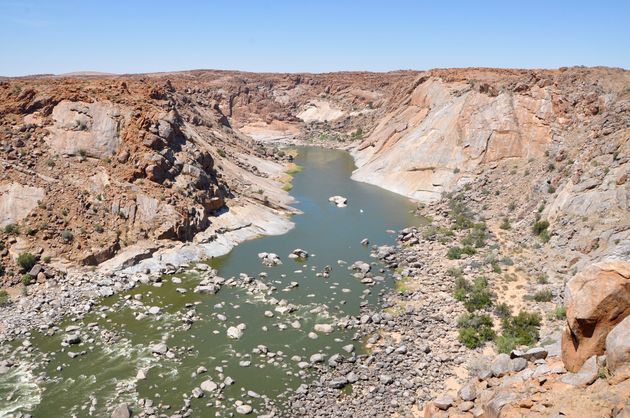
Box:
[561,260,630,371]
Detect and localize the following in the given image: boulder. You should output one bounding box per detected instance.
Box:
[111,403,131,418]
[328,195,348,207]
[561,260,630,371]
[606,315,630,372]
[560,355,598,387]
[490,353,511,377]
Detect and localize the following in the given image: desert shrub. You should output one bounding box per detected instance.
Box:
[532,220,550,235]
[453,277,471,301]
[536,274,549,284]
[0,240,3,250]
[0,290,9,306]
[496,311,541,353]
[508,201,516,211]
[43,256,51,263]
[217,149,226,158]
[464,277,493,312]
[530,289,553,302]
[447,246,462,259]
[22,274,32,286]
[461,224,487,248]
[495,303,512,318]
[17,253,37,272]
[447,267,463,278]
[552,305,567,320]
[423,225,453,241]
[4,223,18,234]
[449,196,474,230]
[61,230,74,242]
[352,127,363,139]
[547,184,556,193]
[500,218,511,230]
[457,313,496,349]
[453,168,460,174]
[95,224,104,233]
[491,261,502,273]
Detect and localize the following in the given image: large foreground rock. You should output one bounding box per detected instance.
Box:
[606,315,630,373]
[561,260,630,371]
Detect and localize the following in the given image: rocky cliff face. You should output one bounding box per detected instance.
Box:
[0,74,295,280]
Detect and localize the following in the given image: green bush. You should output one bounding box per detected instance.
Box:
[17,252,37,272]
[496,311,541,352]
[499,218,511,230]
[0,290,9,306]
[22,274,32,286]
[552,305,567,320]
[457,313,496,349]
[532,220,549,235]
[449,196,474,230]
[464,277,494,312]
[43,256,51,264]
[461,224,487,248]
[4,223,18,234]
[61,230,74,242]
[530,289,553,302]
[495,303,512,318]
[447,246,462,259]
[453,277,471,301]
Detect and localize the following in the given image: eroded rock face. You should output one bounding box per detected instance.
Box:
[352,78,552,201]
[561,260,630,371]
[0,183,45,227]
[47,100,129,158]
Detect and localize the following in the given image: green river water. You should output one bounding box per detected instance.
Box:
[0,147,418,417]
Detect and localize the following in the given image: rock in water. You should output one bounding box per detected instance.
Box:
[111,403,131,418]
[328,195,348,207]
[227,326,244,340]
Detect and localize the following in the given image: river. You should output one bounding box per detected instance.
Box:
[0,146,418,417]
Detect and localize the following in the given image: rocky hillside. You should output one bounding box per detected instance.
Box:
[0,74,299,283]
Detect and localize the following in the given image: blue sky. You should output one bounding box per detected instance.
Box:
[0,0,628,76]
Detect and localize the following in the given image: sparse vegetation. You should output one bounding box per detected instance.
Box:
[447,245,476,259]
[495,303,512,318]
[495,311,541,353]
[22,274,33,286]
[499,218,511,230]
[17,252,37,272]
[61,230,74,242]
[4,223,18,234]
[217,149,226,158]
[532,220,550,235]
[528,288,553,302]
[457,313,496,349]
[551,305,567,320]
[0,290,9,306]
[453,276,494,312]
